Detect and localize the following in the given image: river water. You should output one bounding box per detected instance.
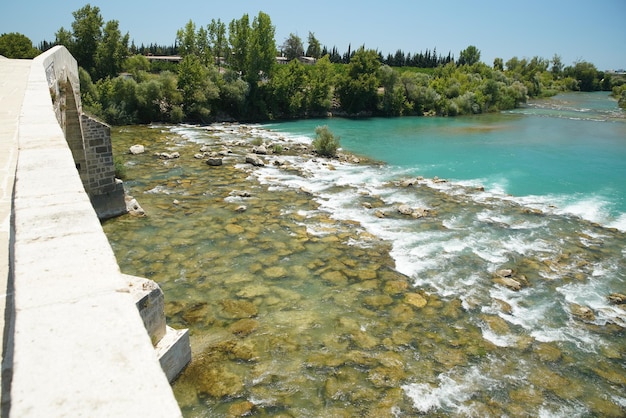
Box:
[103,92,626,417]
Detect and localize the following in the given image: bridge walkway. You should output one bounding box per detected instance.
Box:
[0,55,183,417]
[0,58,30,411]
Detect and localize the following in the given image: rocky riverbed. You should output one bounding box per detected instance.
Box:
[103,123,626,417]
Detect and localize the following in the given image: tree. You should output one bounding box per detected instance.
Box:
[207,18,228,67]
[493,57,504,71]
[379,65,406,115]
[307,55,333,111]
[54,27,73,49]
[228,14,250,75]
[219,70,249,117]
[94,20,129,79]
[196,25,211,66]
[177,54,219,121]
[282,33,303,60]
[458,45,481,66]
[123,55,151,81]
[249,11,276,83]
[0,32,39,58]
[306,32,321,59]
[336,47,381,114]
[269,59,307,116]
[566,61,599,91]
[70,4,104,74]
[551,54,563,78]
[176,20,197,57]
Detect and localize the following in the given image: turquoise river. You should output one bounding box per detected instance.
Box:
[103,92,626,417]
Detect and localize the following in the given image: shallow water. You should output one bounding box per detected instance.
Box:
[103,93,626,417]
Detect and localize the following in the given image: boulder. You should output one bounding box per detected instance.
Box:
[231,190,252,198]
[412,208,428,219]
[398,204,413,216]
[397,204,428,218]
[159,151,180,159]
[570,303,595,322]
[493,276,522,291]
[608,293,626,304]
[125,195,145,217]
[206,158,223,166]
[496,269,514,278]
[245,154,265,167]
[129,144,145,155]
[253,145,267,155]
[400,178,419,187]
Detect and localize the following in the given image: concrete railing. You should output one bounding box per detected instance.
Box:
[2,47,189,417]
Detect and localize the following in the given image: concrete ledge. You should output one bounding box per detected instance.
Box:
[157,326,191,383]
[128,275,167,345]
[6,48,183,417]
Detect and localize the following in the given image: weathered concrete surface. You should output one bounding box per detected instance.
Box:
[0,56,32,415]
[1,51,183,416]
[128,274,191,382]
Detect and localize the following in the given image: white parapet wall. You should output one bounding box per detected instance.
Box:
[5,47,186,417]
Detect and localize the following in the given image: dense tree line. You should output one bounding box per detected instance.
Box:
[2,4,624,124]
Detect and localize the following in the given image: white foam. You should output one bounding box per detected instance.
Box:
[402,375,470,413]
[189,123,624,354]
[480,326,517,347]
[402,367,496,415]
[608,212,626,232]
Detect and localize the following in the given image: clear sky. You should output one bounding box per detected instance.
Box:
[2,0,625,70]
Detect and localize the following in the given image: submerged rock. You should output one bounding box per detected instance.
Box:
[228,318,259,336]
[227,401,254,417]
[263,266,288,279]
[196,365,244,398]
[404,293,427,309]
[533,343,562,362]
[220,299,258,319]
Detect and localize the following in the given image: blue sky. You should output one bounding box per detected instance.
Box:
[2,0,625,70]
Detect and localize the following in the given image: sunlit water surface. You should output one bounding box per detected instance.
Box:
[103,92,626,417]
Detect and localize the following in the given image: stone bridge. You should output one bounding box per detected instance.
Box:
[0,46,190,417]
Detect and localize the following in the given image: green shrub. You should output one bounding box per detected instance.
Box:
[114,156,127,179]
[272,144,284,154]
[312,125,340,157]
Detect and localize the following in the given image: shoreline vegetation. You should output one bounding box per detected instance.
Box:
[3,4,626,126]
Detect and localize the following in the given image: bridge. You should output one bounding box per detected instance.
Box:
[0,47,190,417]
